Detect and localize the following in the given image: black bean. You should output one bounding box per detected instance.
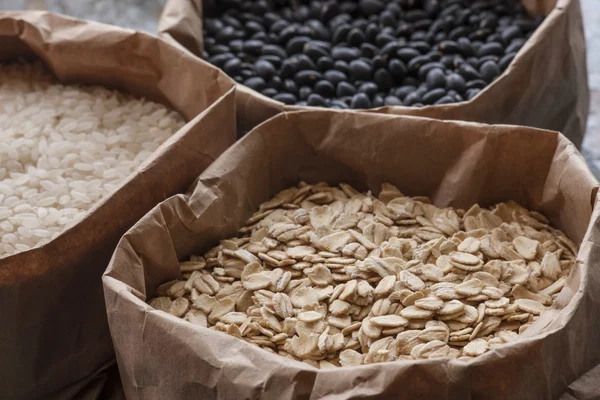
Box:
[279,59,297,78]
[365,23,379,42]
[466,79,487,90]
[244,76,266,91]
[279,25,299,43]
[413,19,433,32]
[204,18,223,35]
[314,80,336,97]
[376,33,397,48]
[427,50,443,62]
[438,40,460,54]
[466,88,481,100]
[299,86,312,100]
[374,69,393,90]
[430,18,449,34]
[228,40,245,53]
[404,91,422,106]
[466,57,479,69]
[334,60,350,75]
[384,95,403,106]
[397,47,422,63]
[410,31,428,43]
[457,38,475,57]
[422,88,446,104]
[479,60,500,83]
[208,44,230,56]
[469,28,493,41]
[477,55,499,67]
[321,2,340,21]
[434,95,455,105]
[317,56,334,71]
[388,59,407,80]
[499,52,517,70]
[418,62,445,81]
[515,19,538,33]
[486,33,503,45]
[372,55,387,71]
[506,38,526,54]
[405,9,428,23]
[255,59,277,80]
[240,69,254,79]
[434,32,447,43]
[294,70,323,86]
[458,63,482,81]
[332,46,361,62]
[394,85,417,100]
[359,0,385,16]
[409,41,431,54]
[245,21,264,34]
[348,28,366,47]
[331,99,350,109]
[293,55,317,71]
[360,43,379,58]
[480,16,498,31]
[395,22,414,38]
[358,82,378,97]
[407,55,431,73]
[330,14,352,30]
[440,55,454,69]
[283,79,298,95]
[380,11,397,27]
[223,58,243,76]
[208,53,234,68]
[448,26,471,41]
[243,40,264,56]
[304,42,329,61]
[426,68,446,90]
[477,42,505,57]
[373,94,385,107]
[446,73,466,92]
[202,0,543,109]
[450,92,464,102]
[324,70,348,85]
[308,20,329,40]
[379,41,402,58]
[351,92,372,109]
[349,60,373,80]
[262,88,278,97]
[307,93,327,107]
[337,81,357,97]
[332,24,351,44]
[270,20,288,34]
[284,36,309,55]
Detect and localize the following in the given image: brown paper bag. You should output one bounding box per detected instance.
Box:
[103,110,600,400]
[0,11,236,400]
[159,0,589,147]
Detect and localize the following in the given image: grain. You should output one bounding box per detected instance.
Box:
[149,182,577,367]
[0,62,185,258]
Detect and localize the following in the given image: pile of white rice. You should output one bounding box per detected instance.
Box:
[0,62,185,258]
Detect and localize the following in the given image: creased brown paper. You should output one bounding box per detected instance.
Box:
[159,0,589,146]
[104,110,600,400]
[0,11,236,400]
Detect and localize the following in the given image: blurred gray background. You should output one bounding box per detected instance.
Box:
[1,0,599,176]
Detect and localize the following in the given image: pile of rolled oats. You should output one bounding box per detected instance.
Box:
[148,182,577,367]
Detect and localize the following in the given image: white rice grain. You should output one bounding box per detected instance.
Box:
[0,62,185,258]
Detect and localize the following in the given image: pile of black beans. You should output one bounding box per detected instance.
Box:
[202,0,544,109]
